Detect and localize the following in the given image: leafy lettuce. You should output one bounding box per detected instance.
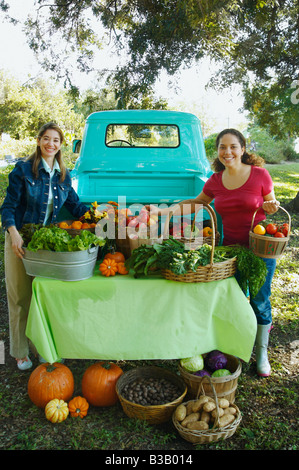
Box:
[26,226,105,252]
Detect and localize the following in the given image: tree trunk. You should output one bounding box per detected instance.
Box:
[285,192,299,212]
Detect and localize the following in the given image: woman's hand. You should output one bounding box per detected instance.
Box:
[8,226,25,259]
[262,200,280,215]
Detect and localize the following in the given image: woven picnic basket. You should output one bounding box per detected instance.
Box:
[163,202,220,250]
[249,206,291,259]
[172,375,242,444]
[116,366,187,425]
[178,354,241,403]
[161,203,236,283]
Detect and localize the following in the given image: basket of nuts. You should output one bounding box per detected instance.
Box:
[172,375,241,444]
[116,366,187,424]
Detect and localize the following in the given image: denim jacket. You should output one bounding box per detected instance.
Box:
[0,159,88,231]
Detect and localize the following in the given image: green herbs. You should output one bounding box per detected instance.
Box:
[216,245,268,298]
[126,237,268,298]
[126,238,229,277]
[24,225,105,252]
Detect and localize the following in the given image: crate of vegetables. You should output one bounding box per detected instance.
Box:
[21,225,105,281]
[249,206,291,259]
[178,351,242,403]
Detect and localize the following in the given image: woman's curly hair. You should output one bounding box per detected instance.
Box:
[212,128,265,172]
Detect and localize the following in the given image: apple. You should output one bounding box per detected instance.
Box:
[128,233,138,240]
[128,217,139,228]
[138,210,150,224]
[137,222,147,232]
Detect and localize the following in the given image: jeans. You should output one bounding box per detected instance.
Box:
[236,257,276,326]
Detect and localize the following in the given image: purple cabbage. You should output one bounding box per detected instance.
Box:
[205,350,228,372]
[193,369,211,377]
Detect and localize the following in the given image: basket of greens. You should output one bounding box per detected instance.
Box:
[126,237,267,296]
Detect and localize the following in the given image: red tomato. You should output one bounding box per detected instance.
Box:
[266,223,278,235]
[274,231,285,238]
[282,223,289,236]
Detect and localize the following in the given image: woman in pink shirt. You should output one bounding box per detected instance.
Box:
[150,129,279,377]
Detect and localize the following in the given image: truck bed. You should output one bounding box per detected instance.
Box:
[73,172,208,205]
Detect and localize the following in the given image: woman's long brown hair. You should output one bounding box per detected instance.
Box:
[27,122,67,181]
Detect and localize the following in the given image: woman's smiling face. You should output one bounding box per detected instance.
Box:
[37,129,62,160]
[217,133,245,168]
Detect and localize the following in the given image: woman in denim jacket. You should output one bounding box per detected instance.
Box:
[0,122,88,370]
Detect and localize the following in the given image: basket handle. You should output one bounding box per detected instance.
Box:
[162,202,217,263]
[196,375,221,430]
[250,205,291,234]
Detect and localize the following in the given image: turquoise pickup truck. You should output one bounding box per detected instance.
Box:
[68,109,221,233]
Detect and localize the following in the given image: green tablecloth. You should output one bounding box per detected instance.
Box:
[26,268,257,364]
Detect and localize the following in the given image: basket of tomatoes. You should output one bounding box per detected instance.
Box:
[249,206,291,259]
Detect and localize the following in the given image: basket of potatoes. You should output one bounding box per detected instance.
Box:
[172,376,241,444]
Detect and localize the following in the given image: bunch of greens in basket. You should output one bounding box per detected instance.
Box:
[126,237,267,298]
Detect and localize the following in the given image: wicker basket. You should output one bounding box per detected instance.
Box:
[116,366,187,424]
[161,203,236,282]
[172,376,242,444]
[57,220,95,237]
[163,203,220,250]
[249,206,291,259]
[178,354,241,403]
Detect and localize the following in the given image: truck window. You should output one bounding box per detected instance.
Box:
[105,124,180,148]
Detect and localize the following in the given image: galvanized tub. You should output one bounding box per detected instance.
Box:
[22,246,99,281]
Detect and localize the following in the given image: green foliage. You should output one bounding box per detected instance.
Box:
[248,123,299,164]
[204,133,218,160]
[244,82,299,140]
[0,70,85,139]
[6,0,297,137]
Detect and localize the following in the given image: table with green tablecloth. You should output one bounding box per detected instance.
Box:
[26,268,257,364]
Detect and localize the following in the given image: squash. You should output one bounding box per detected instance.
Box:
[117,262,128,275]
[45,398,69,423]
[99,258,119,276]
[81,361,123,407]
[104,251,126,263]
[68,396,89,418]
[28,363,74,408]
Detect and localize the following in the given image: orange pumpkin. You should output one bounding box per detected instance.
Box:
[81,362,123,407]
[68,396,89,418]
[99,258,119,276]
[117,262,128,275]
[28,363,74,408]
[104,251,126,263]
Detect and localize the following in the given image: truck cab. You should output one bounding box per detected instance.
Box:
[69,110,221,233]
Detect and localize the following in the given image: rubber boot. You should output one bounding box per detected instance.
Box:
[255,323,272,377]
